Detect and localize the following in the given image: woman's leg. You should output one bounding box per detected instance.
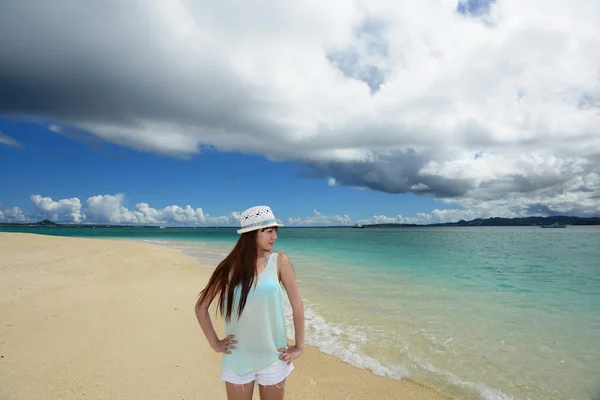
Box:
[226,381,255,400]
[258,379,286,400]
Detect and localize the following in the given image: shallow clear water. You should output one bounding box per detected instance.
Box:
[4,226,600,399]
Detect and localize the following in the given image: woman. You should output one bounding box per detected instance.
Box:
[195,205,305,400]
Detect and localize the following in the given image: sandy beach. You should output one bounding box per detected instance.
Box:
[0,233,450,400]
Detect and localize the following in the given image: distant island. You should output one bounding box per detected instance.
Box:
[0,219,160,228]
[363,216,600,227]
[1,216,599,228]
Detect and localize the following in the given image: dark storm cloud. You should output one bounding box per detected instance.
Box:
[308,149,474,197]
[0,1,287,144]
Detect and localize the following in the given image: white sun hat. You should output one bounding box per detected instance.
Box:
[237,205,283,234]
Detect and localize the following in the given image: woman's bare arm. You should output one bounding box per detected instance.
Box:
[278,253,305,351]
[195,292,236,354]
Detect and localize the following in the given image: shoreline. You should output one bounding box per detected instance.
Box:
[0,232,452,399]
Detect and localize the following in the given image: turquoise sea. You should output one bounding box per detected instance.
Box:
[3,226,599,399]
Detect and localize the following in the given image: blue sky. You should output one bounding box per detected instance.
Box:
[1,2,598,225]
[0,117,456,225]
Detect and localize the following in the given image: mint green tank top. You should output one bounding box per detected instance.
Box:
[222,252,288,375]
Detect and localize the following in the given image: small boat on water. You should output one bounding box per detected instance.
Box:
[540,222,566,228]
[353,223,365,228]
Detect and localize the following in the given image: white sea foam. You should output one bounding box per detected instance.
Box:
[285,298,518,400]
[284,300,409,379]
[407,352,518,400]
[140,239,169,245]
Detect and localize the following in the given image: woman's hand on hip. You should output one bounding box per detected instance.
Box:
[213,334,237,354]
[278,345,303,365]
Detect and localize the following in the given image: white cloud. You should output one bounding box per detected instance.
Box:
[1,0,599,215]
[48,124,62,133]
[30,195,83,223]
[85,194,127,224]
[285,207,516,227]
[7,192,597,227]
[328,177,337,186]
[0,131,22,148]
[369,215,402,224]
[0,207,31,223]
[84,194,241,225]
[288,211,353,227]
[356,196,568,225]
[23,193,241,226]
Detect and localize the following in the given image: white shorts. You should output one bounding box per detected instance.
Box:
[220,359,294,386]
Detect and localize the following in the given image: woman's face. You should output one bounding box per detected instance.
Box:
[256,226,278,252]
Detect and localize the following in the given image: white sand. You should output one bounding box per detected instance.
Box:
[0,233,450,399]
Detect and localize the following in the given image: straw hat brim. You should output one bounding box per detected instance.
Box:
[237,222,283,234]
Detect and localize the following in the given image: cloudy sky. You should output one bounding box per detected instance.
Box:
[1,0,599,226]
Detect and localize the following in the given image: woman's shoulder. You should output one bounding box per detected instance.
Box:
[270,250,286,257]
[275,252,292,265]
[266,250,282,262]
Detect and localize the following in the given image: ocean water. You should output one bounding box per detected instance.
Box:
[3,226,600,399]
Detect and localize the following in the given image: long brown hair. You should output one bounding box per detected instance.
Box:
[196,230,262,322]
